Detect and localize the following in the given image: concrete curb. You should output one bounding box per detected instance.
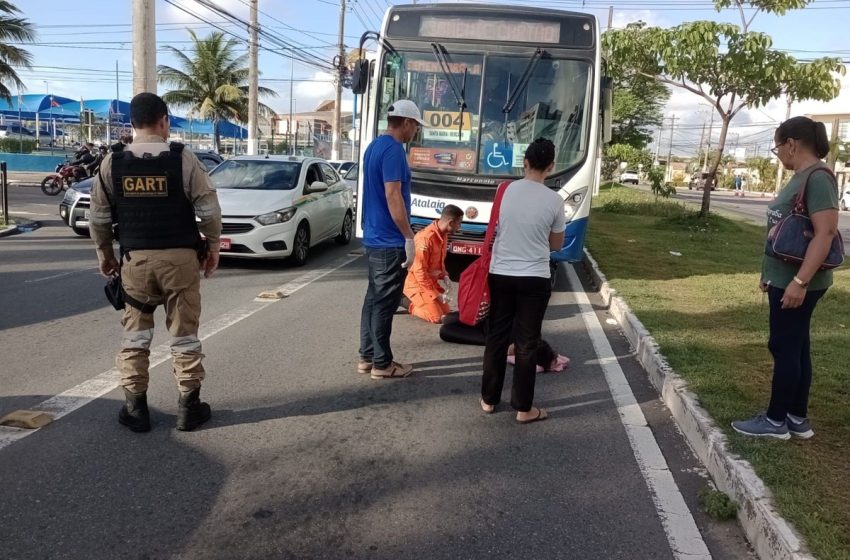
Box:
[581,249,815,560]
[0,224,19,237]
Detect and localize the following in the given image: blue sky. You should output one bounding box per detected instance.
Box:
[13,0,850,155]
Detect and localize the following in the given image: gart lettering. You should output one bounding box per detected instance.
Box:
[122,176,168,197]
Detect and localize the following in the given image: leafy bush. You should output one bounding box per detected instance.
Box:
[648,166,676,198]
[0,138,37,153]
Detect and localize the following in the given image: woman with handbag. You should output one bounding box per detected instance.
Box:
[732,116,842,440]
[479,138,566,424]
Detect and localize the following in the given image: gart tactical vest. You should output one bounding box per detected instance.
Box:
[111,143,200,251]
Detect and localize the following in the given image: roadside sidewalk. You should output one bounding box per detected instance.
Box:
[5,171,46,187]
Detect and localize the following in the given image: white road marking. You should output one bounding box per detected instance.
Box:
[565,264,712,560]
[0,253,361,451]
[25,267,99,283]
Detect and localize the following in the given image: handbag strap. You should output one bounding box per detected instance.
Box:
[483,181,511,258]
[792,166,836,215]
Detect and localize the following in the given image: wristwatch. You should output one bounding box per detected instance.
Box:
[792,276,810,288]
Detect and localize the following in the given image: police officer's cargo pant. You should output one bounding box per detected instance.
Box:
[117,248,204,394]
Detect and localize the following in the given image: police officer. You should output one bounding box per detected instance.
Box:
[89,92,222,433]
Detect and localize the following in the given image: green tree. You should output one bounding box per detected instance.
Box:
[605,41,670,150]
[746,156,777,191]
[0,1,35,102]
[158,30,277,152]
[602,143,653,180]
[604,0,844,217]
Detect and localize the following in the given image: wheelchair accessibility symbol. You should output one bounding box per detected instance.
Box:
[485,142,513,171]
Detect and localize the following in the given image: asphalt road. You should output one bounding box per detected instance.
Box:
[0,186,753,559]
[664,187,850,254]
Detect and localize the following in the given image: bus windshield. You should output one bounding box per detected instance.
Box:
[377,50,592,177]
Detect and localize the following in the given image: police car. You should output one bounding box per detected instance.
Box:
[211,155,355,265]
[59,150,223,237]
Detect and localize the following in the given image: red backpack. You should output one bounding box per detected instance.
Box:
[457,181,511,326]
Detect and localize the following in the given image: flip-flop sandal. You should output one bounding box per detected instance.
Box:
[516,408,549,424]
[480,398,495,414]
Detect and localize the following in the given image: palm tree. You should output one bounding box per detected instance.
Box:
[158,30,276,152]
[0,1,35,102]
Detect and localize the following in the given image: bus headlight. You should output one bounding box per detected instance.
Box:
[563,187,588,221]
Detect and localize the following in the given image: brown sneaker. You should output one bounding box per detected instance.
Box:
[370,361,413,380]
[357,360,373,374]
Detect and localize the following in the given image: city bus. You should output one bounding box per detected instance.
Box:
[351,3,611,263]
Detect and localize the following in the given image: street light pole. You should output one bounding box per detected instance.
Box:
[289,48,294,155]
[44,80,53,155]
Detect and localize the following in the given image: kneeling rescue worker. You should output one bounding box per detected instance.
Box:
[403,204,463,323]
[89,92,222,432]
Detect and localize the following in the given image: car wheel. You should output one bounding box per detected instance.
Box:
[335,211,353,245]
[71,226,90,237]
[841,199,847,211]
[290,222,310,266]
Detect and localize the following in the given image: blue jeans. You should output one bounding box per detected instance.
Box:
[359,246,406,369]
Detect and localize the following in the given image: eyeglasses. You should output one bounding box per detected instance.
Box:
[770,141,787,156]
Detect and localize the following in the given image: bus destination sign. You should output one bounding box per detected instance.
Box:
[419,16,561,44]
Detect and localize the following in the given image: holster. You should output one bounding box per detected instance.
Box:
[196,238,209,262]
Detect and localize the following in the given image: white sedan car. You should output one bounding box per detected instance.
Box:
[841,185,849,211]
[211,155,355,265]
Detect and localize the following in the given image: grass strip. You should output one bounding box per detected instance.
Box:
[587,184,850,560]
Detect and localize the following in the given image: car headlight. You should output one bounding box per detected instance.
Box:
[256,207,297,226]
[63,188,80,204]
[563,187,588,221]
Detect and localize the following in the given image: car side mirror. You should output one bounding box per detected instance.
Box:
[309,181,329,192]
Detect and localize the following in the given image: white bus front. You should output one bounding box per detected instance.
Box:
[354,4,609,263]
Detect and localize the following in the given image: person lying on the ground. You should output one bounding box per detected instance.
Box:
[439,312,569,372]
[507,341,569,373]
[402,204,463,324]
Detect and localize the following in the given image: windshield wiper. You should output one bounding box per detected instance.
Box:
[430,42,469,140]
[502,48,546,115]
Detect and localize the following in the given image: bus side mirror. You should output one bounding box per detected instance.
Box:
[602,77,613,145]
[351,60,369,95]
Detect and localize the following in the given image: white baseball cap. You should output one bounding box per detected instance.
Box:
[387,99,426,126]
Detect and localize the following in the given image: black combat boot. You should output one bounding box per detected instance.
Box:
[118,389,151,433]
[176,388,211,431]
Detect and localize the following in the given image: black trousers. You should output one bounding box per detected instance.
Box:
[765,286,826,422]
[481,273,551,412]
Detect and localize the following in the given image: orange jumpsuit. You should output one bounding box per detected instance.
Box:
[404,221,450,323]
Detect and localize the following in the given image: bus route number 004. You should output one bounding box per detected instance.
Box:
[425,111,471,130]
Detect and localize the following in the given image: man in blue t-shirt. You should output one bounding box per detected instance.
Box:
[358,99,424,380]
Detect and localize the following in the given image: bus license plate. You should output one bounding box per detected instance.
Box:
[450,241,483,256]
[220,238,231,250]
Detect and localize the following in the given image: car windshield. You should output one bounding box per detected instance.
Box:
[378,51,592,177]
[210,160,301,190]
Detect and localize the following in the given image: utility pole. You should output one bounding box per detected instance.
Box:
[653,121,663,166]
[697,118,707,168]
[247,0,259,155]
[332,0,346,161]
[132,0,156,95]
[607,6,614,30]
[665,115,677,183]
[774,96,793,193]
[289,48,295,155]
[703,110,715,171]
